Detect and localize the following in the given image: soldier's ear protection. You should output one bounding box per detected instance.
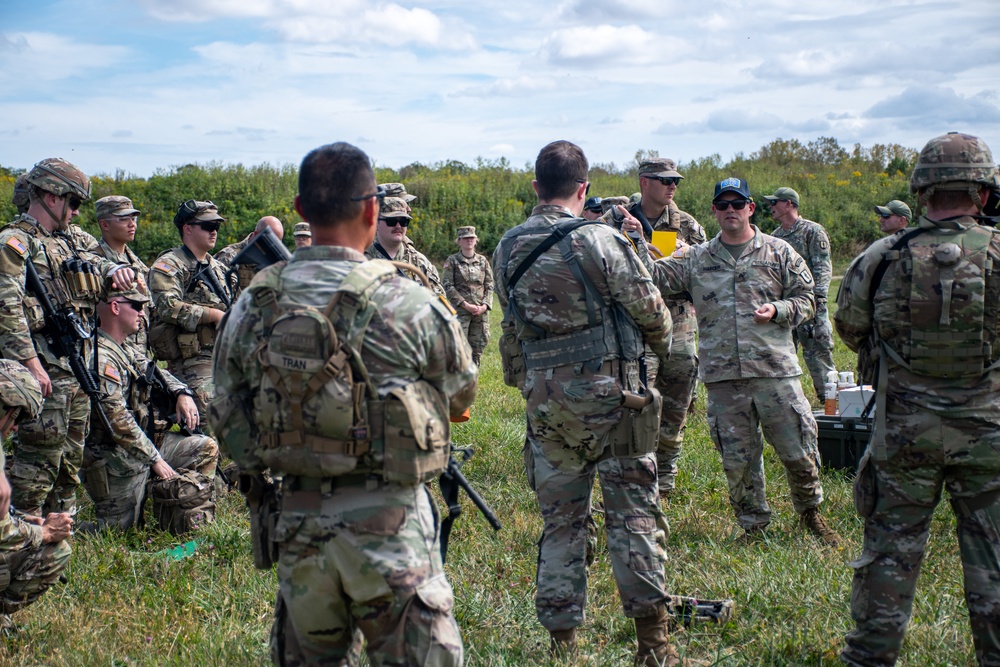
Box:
[984,187,1000,219]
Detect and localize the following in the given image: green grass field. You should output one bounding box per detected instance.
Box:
[0,284,977,666]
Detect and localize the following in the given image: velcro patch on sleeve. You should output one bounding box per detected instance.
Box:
[151,260,177,276]
[4,237,27,257]
[102,364,122,383]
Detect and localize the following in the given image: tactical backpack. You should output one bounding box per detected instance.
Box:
[249,259,450,483]
[149,469,215,536]
[880,223,1000,378]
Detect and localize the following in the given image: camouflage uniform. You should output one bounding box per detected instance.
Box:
[148,246,230,429]
[0,214,126,515]
[365,197,446,298]
[212,244,476,666]
[771,216,836,399]
[442,229,493,366]
[642,200,706,493]
[82,328,218,531]
[645,226,824,530]
[836,132,1000,667]
[215,233,258,292]
[0,359,71,621]
[88,238,151,359]
[493,204,673,634]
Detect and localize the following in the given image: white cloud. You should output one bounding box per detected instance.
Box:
[136,0,277,22]
[864,86,1000,128]
[487,143,515,155]
[453,75,558,98]
[538,25,662,67]
[0,32,130,84]
[556,0,664,21]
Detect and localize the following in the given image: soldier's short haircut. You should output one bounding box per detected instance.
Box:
[298,142,375,226]
[926,185,983,212]
[534,141,588,201]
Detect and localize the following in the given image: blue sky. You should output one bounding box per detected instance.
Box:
[2,0,999,177]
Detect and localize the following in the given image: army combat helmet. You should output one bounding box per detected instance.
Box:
[0,359,43,438]
[910,132,999,211]
[25,158,92,202]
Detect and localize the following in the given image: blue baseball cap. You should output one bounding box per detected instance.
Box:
[713,177,752,201]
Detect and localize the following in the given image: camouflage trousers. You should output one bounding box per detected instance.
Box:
[652,312,699,493]
[456,310,490,366]
[705,377,823,530]
[0,535,71,616]
[10,371,90,516]
[168,351,215,437]
[842,399,1000,667]
[270,480,463,667]
[82,432,219,531]
[526,438,668,631]
[794,311,836,401]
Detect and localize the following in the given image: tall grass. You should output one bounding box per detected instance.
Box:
[0,282,976,666]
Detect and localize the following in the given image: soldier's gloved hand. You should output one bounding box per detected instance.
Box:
[176,394,200,429]
[109,266,136,290]
[151,458,177,481]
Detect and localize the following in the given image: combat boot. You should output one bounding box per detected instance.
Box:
[634,606,679,667]
[549,628,577,658]
[800,508,840,547]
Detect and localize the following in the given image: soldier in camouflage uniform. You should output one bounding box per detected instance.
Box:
[630,177,839,546]
[874,199,912,236]
[292,222,311,249]
[608,158,707,495]
[379,182,417,214]
[0,159,136,516]
[836,132,1000,667]
[494,141,685,666]
[80,285,218,533]
[364,197,446,297]
[442,226,492,365]
[764,187,835,401]
[0,359,72,631]
[90,196,151,357]
[148,200,231,432]
[211,142,475,666]
[215,216,285,292]
[12,174,98,251]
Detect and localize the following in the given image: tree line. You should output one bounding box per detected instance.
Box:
[0,136,917,265]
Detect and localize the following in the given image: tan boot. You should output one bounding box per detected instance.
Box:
[549,628,577,658]
[800,507,841,547]
[634,607,680,667]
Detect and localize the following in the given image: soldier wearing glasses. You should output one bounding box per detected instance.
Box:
[364,196,446,297]
[0,158,136,517]
[628,177,839,547]
[147,200,231,431]
[874,199,912,235]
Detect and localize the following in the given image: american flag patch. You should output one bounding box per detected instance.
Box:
[4,237,27,257]
[102,364,121,383]
[152,260,176,275]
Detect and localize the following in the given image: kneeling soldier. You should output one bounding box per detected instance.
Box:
[80,286,218,534]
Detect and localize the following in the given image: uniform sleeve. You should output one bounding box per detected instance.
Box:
[157,366,192,397]
[422,260,446,298]
[0,513,42,552]
[771,248,817,327]
[97,355,161,465]
[0,233,39,362]
[441,256,463,307]
[648,249,693,301]
[808,226,833,302]
[483,256,494,310]
[148,255,204,331]
[833,251,877,352]
[683,214,708,245]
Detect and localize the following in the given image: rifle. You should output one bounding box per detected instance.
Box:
[438,444,502,563]
[224,226,291,286]
[190,262,232,310]
[24,260,114,434]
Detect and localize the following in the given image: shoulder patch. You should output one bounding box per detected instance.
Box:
[102,363,122,383]
[438,294,457,316]
[430,294,457,320]
[671,247,688,259]
[4,236,27,257]
[151,260,178,276]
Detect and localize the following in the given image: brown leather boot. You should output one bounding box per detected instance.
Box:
[549,628,577,658]
[634,607,679,667]
[800,507,841,547]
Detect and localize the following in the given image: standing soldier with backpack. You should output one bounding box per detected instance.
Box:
[836,132,1000,666]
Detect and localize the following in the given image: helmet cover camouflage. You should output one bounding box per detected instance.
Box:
[25,158,92,201]
[0,359,43,419]
[910,132,999,193]
[12,174,30,212]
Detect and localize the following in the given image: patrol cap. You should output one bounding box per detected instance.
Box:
[0,359,43,419]
[873,200,912,220]
[763,187,799,207]
[95,195,140,220]
[584,196,603,213]
[457,226,476,239]
[379,197,412,219]
[292,222,312,237]
[104,283,150,305]
[601,196,630,213]
[713,177,752,202]
[639,158,682,179]
[380,182,417,204]
[174,199,225,227]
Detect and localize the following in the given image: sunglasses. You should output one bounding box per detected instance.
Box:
[68,196,83,210]
[110,299,143,311]
[189,221,221,233]
[351,186,387,205]
[381,218,410,228]
[714,199,750,211]
[647,176,681,186]
[575,179,591,196]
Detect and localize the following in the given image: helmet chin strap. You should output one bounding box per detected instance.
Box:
[35,191,70,231]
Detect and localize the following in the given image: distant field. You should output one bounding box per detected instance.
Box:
[0,285,975,666]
